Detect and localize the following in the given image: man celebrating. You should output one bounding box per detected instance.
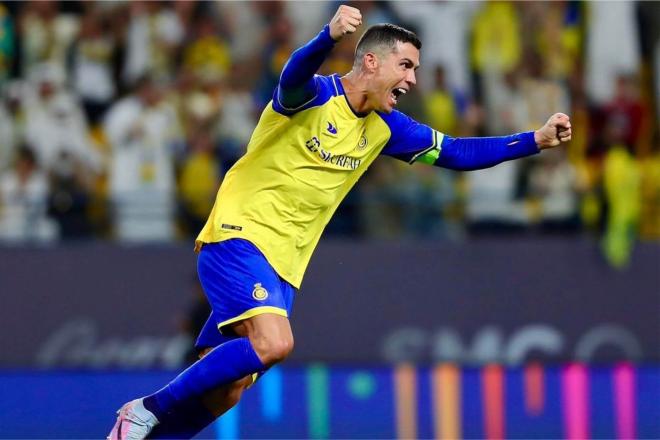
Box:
[109,5,571,439]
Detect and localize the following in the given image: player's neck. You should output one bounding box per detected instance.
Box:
[340,72,375,114]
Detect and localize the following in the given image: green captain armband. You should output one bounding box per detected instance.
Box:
[410,130,444,165]
[416,146,441,165]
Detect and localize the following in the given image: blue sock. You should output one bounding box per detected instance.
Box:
[147,396,215,439]
[143,337,264,420]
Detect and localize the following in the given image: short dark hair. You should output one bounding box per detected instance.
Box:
[354,23,421,63]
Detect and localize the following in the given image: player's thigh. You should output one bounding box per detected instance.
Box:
[231,312,294,365]
[232,313,293,344]
[197,239,296,336]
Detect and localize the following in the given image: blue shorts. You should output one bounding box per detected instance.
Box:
[195,239,296,352]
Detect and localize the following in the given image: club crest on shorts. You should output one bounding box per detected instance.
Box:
[252,283,268,300]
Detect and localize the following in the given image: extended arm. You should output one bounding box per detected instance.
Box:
[382,112,573,170]
[433,132,538,171]
[278,5,362,109]
[435,113,572,170]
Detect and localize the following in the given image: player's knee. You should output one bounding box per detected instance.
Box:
[252,334,294,366]
[245,313,294,366]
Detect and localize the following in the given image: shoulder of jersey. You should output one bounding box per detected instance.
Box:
[272,75,341,116]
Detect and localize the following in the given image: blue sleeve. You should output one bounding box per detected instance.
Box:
[273,25,336,113]
[434,132,539,170]
[380,111,540,170]
[379,110,439,161]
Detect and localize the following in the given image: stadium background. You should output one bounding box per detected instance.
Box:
[0,1,658,438]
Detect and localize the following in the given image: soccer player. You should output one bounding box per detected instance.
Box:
[108,5,572,439]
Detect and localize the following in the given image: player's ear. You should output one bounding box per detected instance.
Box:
[363,52,379,72]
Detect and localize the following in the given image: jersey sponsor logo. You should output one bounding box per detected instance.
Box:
[252,283,269,300]
[305,136,362,170]
[327,121,338,135]
[221,223,243,231]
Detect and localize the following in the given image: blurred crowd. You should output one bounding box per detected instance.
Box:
[0,1,657,266]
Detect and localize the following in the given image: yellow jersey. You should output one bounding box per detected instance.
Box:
[196,74,442,287]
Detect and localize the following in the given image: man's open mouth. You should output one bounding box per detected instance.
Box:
[390,87,407,105]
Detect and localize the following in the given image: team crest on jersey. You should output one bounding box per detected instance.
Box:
[252,283,268,300]
[356,134,368,151]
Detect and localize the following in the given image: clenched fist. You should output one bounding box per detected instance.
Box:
[329,5,362,41]
[534,113,572,149]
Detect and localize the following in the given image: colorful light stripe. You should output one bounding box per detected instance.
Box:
[432,363,461,440]
[260,366,282,421]
[307,364,329,439]
[482,364,505,440]
[215,402,239,439]
[562,363,590,440]
[524,362,545,416]
[613,363,636,439]
[394,364,418,439]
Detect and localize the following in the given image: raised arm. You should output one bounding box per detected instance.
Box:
[277,5,362,109]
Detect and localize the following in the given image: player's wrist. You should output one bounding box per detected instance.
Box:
[323,24,340,43]
[534,129,551,149]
